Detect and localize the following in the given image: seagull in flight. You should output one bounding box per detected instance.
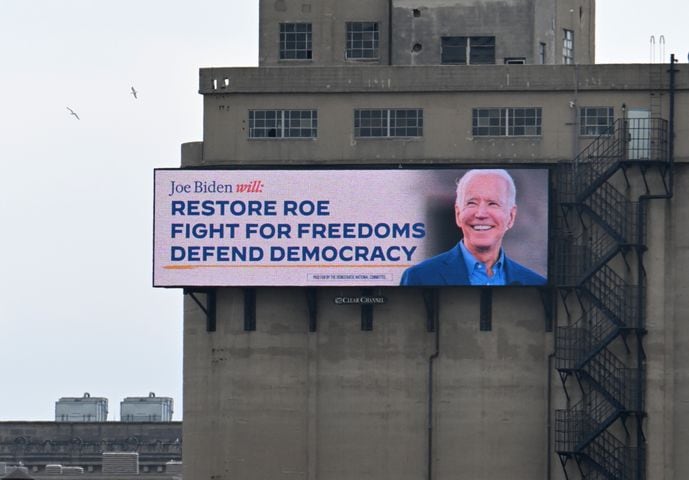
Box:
[130,86,138,99]
[66,107,80,120]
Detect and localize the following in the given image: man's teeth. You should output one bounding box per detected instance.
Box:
[473,225,492,230]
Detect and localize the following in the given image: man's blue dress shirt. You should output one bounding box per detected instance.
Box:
[459,241,506,286]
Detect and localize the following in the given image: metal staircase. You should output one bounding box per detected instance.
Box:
[554,116,670,480]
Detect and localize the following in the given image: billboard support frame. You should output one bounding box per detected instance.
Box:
[539,287,555,332]
[244,288,256,331]
[306,288,318,332]
[422,289,438,333]
[360,288,374,331]
[184,288,217,332]
[479,289,492,331]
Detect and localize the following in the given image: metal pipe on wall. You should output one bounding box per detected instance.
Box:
[631,53,678,480]
[546,352,555,480]
[427,289,439,480]
[388,0,393,65]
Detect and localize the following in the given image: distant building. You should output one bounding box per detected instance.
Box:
[120,393,173,422]
[55,393,107,423]
[0,421,182,476]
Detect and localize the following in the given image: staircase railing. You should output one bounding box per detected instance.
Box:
[555,117,667,480]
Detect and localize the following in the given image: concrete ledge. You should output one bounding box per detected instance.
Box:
[199,64,689,95]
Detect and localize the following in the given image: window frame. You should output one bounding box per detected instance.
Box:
[354,109,424,138]
[472,108,543,137]
[345,22,380,60]
[563,29,574,64]
[248,109,318,139]
[279,23,313,60]
[441,36,496,65]
[579,107,614,137]
[539,42,546,64]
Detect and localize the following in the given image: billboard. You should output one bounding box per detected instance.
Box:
[153,168,548,287]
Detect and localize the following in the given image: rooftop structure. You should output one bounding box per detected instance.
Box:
[55,394,107,423]
[120,393,174,423]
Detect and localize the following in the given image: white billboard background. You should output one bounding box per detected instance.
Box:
[153,169,548,287]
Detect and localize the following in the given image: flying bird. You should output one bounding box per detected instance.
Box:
[130,86,138,99]
[66,107,80,120]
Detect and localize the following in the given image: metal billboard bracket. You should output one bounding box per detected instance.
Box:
[184,288,217,333]
[244,288,256,331]
[306,288,318,332]
[480,288,492,331]
[422,288,439,332]
[361,288,373,331]
[539,287,555,332]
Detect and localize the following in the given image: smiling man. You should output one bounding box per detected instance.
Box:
[400,169,546,286]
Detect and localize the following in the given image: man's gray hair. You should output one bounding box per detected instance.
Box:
[455,169,516,208]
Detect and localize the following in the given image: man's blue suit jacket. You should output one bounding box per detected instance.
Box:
[399,242,547,286]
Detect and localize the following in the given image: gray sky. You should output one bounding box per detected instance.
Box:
[0,0,687,421]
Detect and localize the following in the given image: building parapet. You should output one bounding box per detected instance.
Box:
[199,64,689,95]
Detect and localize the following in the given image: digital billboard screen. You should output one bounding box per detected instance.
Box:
[153,168,549,287]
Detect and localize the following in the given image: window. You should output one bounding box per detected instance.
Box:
[539,42,546,64]
[580,107,614,136]
[472,108,542,136]
[472,108,504,136]
[280,23,312,60]
[441,36,495,65]
[354,109,423,137]
[504,57,526,64]
[249,110,317,138]
[346,22,379,59]
[442,37,467,64]
[563,29,574,64]
[508,108,542,135]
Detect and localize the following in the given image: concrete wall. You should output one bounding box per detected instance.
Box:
[670,167,689,479]
[259,0,390,66]
[195,64,688,167]
[644,164,689,480]
[553,0,595,64]
[183,287,549,480]
[392,0,536,65]
[182,62,689,479]
[258,0,595,66]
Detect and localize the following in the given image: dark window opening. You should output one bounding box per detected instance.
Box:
[539,42,546,64]
[441,36,495,65]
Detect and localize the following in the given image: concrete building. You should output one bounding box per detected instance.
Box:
[258,0,595,66]
[54,394,108,423]
[0,422,182,476]
[176,1,689,479]
[120,394,174,423]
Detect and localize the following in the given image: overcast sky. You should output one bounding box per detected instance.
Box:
[0,0,687,421]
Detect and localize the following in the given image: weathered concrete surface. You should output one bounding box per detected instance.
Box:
[0,422,182,474]
[183,287,549,480]
[258,0,594,66]
[192,64,688,166]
